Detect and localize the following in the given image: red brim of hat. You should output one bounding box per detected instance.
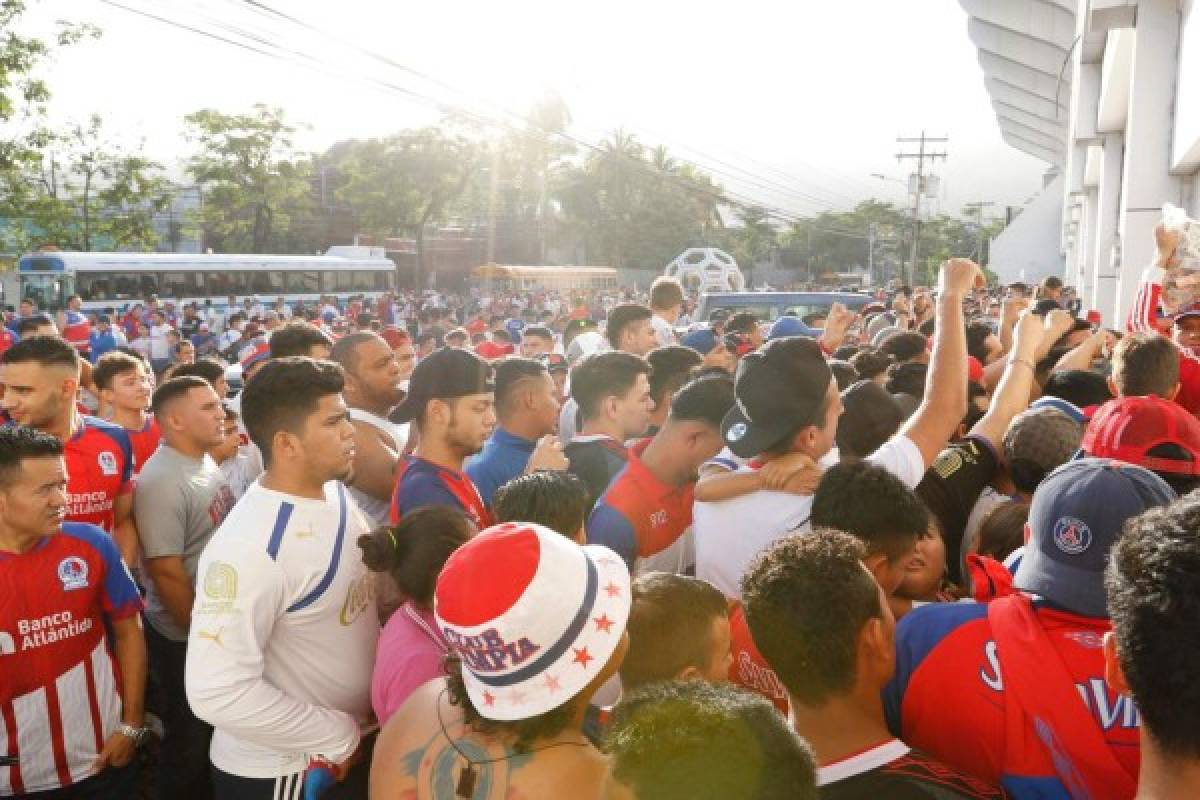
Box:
[452,544,631,722]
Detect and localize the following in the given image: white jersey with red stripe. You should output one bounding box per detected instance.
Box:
[0,523,143,796]
[1125,263,1200,416]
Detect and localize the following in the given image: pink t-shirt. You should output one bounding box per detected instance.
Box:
[372,603,449,724]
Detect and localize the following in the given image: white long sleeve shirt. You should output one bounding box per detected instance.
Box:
[185,480,379,779]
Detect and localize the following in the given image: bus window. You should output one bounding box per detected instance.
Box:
[77,273,115,302]
[284,271,319,294]
[353,271,375,291]
[372,271,392,291]
[250,271,284,294]
[159,271,204,300]
[137,274,159,298]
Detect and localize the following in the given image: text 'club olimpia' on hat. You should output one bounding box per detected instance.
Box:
[434,522,632,721]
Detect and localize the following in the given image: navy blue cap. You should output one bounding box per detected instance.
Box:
[1015,458,1176,617]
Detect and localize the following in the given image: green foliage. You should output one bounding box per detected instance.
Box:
[331,124,479,286]
[184,104,318,253]
[557,129,724,270]
[1,114,172,253]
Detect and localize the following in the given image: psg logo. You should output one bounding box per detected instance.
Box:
[1053,516,1092,555]
[726,422,748,442]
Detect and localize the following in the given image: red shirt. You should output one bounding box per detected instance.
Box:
[0,523,143,793]
[390,455,492,529]
[126,417,161,475]
[727,601,789,714]
[474,340,514,360]
[883,599,1138,793]
[63,417,134,533]
[586,438,695,574]
[0,327,14,358]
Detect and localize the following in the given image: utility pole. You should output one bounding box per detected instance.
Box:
[867,223,876,287]
[963,201,995,263]
[895,132,947,286]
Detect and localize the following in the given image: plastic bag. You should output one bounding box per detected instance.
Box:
[1159,203,1200,314]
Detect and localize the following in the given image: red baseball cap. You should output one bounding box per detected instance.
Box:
[1082,395,1200,475]
[379,326,411,349]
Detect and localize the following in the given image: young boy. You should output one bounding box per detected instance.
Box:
[93,351,160,474]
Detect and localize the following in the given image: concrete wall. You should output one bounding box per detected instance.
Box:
[962,0,1200,327]
[990,174,1066,286]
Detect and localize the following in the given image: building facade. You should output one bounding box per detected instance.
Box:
[962,0,1198,325]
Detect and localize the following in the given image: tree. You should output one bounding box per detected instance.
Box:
[729,206,778,280]
[334,126,479,287]
[0,1,102,251]
[2,114,173,252]
[557,130,725,270]
[184,104,317,253]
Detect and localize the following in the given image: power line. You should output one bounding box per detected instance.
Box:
[209,0,857,216]
[102,0,828,227]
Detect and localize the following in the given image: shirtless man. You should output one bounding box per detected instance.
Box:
[331,332,409,528]
[369,522,631,799]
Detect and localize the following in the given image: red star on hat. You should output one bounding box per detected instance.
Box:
[593,614,614,633]
[543,674,561,693]
[604,581,621,598]
[572,647,594,668]
[482,691,495,706]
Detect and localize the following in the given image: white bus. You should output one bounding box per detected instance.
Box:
[3,246,397,311]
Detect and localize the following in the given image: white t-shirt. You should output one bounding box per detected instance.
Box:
[185,480,378,779]
[693,435,925,599]
[148,324,172,360]
[651,314,675,347]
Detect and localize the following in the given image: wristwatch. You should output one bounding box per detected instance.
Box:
[118,723,150,747]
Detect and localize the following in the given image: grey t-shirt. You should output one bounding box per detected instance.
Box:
[134,445,236,641]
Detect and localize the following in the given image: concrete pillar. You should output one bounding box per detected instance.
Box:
[1080,189,1099,308]
[1092,133,1124,319]
[1114,0,1184,322]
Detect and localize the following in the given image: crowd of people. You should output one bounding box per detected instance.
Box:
[3,223,1200,799]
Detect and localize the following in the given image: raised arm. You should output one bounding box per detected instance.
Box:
[969,311,1045,449]
[898,259,979,467]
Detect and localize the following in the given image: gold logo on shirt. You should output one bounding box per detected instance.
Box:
[197,627,226,648]
[197,562,238,615]
[340,574,374,626]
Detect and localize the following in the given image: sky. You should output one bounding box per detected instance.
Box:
[16,0,1049,224]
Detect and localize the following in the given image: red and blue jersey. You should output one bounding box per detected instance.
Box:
[390,455,493,529]
[0,523,143,794]
[883,599,1139,797]
[0,327,14,358]
[587,439,695,575]
[60,310,90,354]
[64,417,134,533]
[126,417,161,475]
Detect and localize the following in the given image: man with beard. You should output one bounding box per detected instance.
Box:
[332,332,412,528]
[185,357,378,799]
[389,347,496,528]
[1,336,139,564]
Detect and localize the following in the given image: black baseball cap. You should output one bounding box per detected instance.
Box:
[721,336,833,458]
[389,347,494,424]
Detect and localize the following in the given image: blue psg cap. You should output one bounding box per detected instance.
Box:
[1015,458,1176,618]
